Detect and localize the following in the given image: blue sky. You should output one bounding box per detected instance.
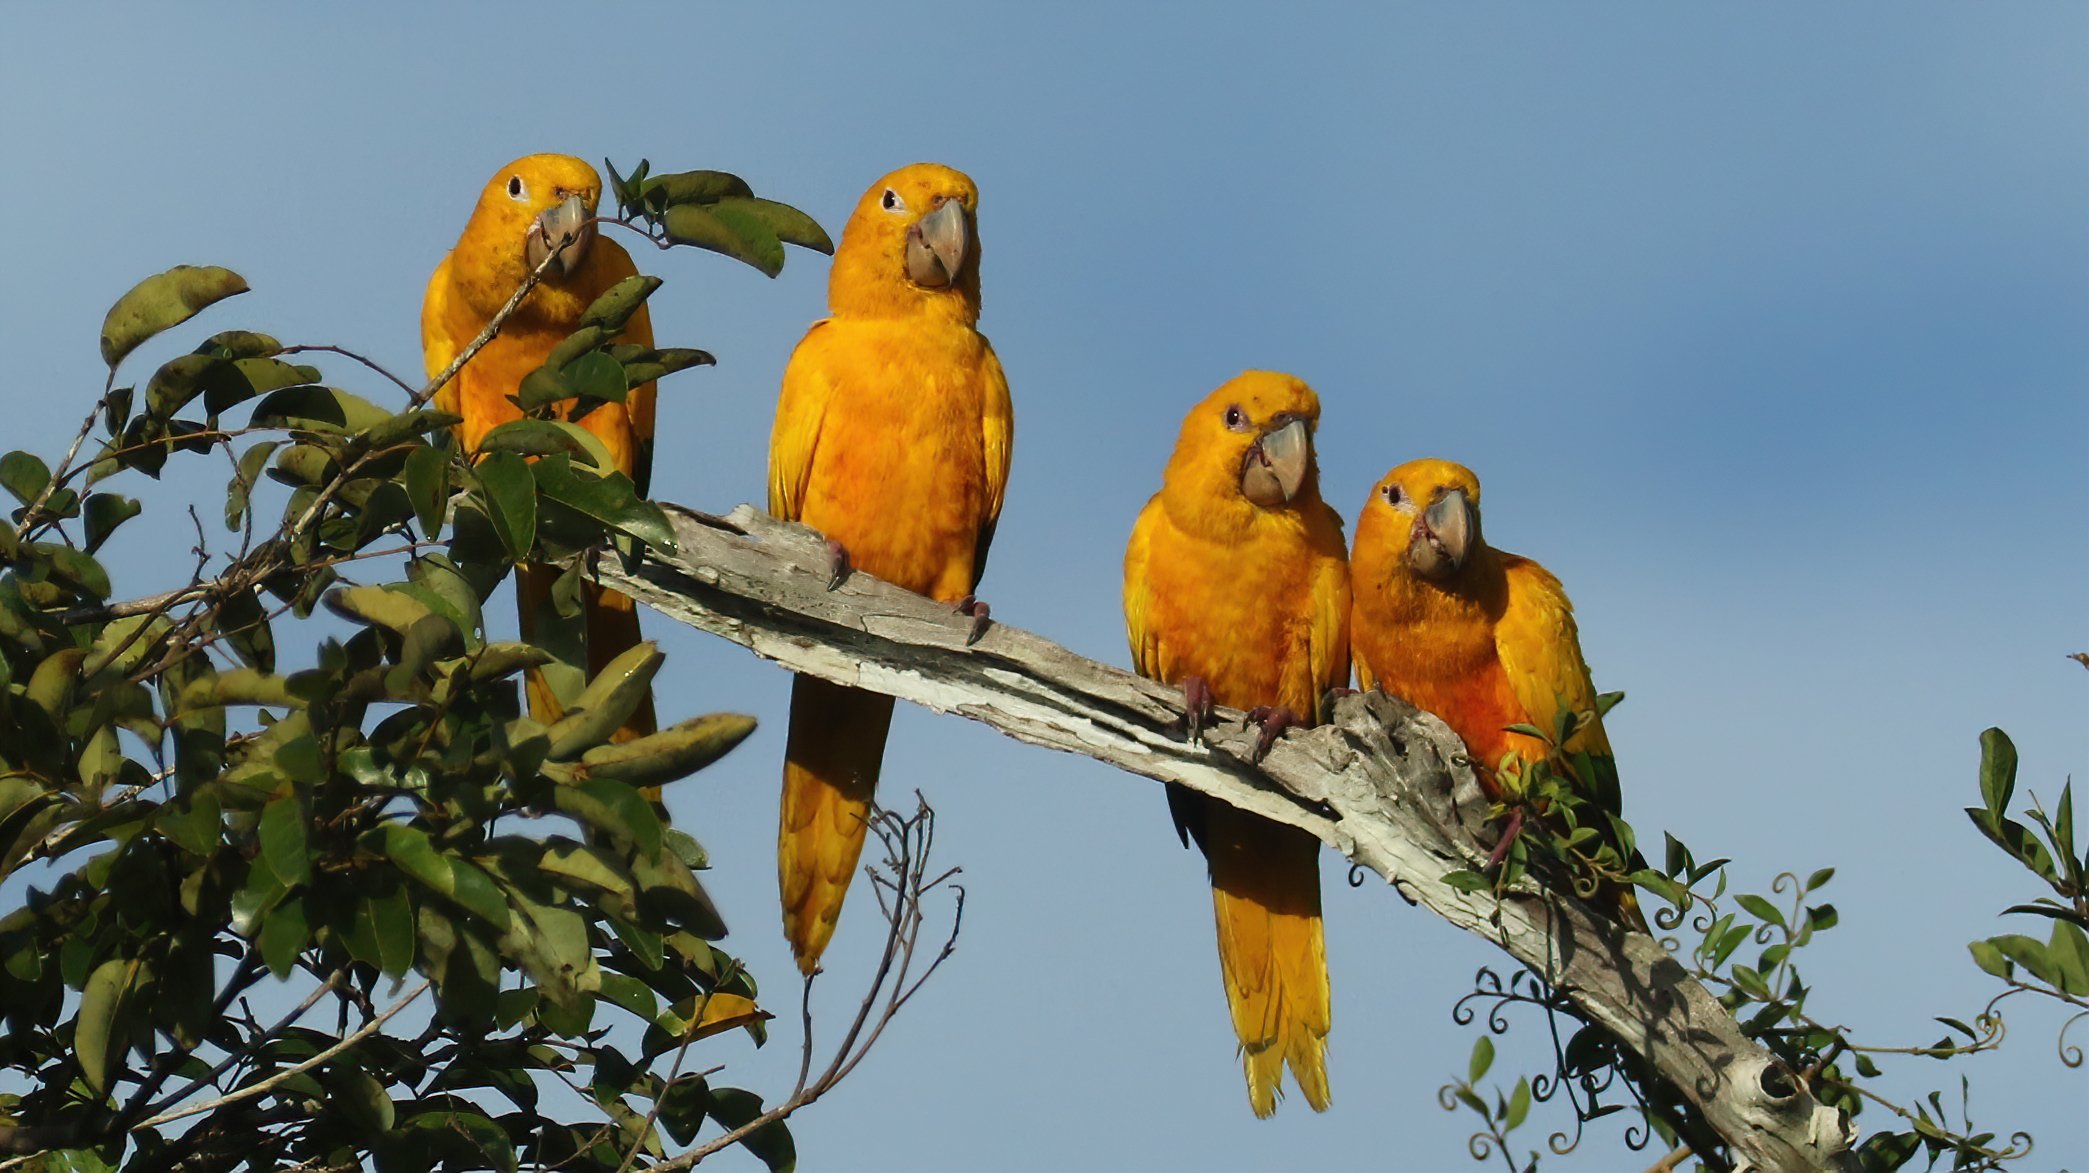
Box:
[4,4,2085,1169]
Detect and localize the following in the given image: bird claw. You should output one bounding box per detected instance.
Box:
[955,596,992,647]
[824,539,852,591]
[1245,705,1300,763]
[1173,676,1216,746]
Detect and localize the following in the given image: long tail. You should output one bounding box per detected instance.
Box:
[516,564,658,742]
[779,674,894,974]
[1200,800,1332,1118]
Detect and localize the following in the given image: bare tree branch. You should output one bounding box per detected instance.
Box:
[590,504,1860,1173]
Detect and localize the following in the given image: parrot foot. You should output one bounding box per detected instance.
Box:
[1245,705,1301,762]
[1320,686,1359,722]
[1486,807,1526,870]
[1172,676,1217,746]
[955,595,992,647]
[824,539,852,591]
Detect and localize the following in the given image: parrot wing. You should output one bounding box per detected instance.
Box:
[767,320,836,523]
[972,343,1014,585]
[1121,496,1166,681]
[1305,506,1353,721]
[1495,553,1618,808]
[421,255,462,415]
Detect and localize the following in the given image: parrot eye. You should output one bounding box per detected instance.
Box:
[881,188,906,214]
[1223,405,1249,432]
[1383,483,1405,506]
[506,176,527,202]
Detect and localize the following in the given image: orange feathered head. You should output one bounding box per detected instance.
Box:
[448,154,605,316]
[828,163,981,322]
[1356,458,1487,584]
[1158,371,1326,536]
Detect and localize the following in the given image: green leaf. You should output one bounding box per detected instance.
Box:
[355,408,462,451]
[1736,894,1785,928]
[709,196,834,255]
[1468,1035,1494,1083]
[1985,934,2056,987]
[229,440,282,531]
[1503,1076,1531,1131]
[259,896,310,978]
[474,418,601,467]
[1440,869,1490,894]
[2047,921,2089,996]
[662,204,785,277]
[706,1088,796,1173]
[477,451,536,560]
[1803,867,1835,892]
[658,1073,712,1145]
[36,543,112,600]
[1979,727,2017,821]
[404,444,451,540]
[260,794,310,887]
[99,264,249,370]
[642,169,753,206]
[551,778,662,859]
[0,451,52,506]
[249,384,393,434]
[76,956,138,1093]
[325,1061,396,1133]
[565,351,627,404]
[531,455,671,549]
[81,493,142,554]
[371,885,416,979]
[156,787,223,856]
[1968,939,2013,979]
[578,275,662,334]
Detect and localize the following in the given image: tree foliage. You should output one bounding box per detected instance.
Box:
[0,166,951,1173]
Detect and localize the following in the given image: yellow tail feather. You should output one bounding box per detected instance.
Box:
[778,674,894,974]
[1201,802,1331,1117]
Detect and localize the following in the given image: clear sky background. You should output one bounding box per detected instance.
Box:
[5,4,2085,1170]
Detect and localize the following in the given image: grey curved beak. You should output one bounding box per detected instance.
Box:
[1409,488,1477,579]
[526,194,594,278]
[905,198,969,288]
[1239,417,1312,508]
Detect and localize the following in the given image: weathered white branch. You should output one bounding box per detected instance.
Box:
[592,504,1858,1173]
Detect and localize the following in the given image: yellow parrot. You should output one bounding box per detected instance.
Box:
[1349,458,1644,928]
[422,153,658,740]
[1123,370,1349,1117]
[768,164,1012,973]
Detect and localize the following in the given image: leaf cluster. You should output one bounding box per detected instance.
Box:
[604,160,834,278]
[0,262,796,1172]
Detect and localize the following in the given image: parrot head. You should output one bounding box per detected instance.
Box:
[1161,371,1325,533]
[1360,458,1485,582]
[830,163,981,320]
[451,154,604,313]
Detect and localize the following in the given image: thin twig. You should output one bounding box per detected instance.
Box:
[413,244,567,407]
[130,979,428,1132]
[278,345,418,398]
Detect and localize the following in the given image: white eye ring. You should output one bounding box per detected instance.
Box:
[881,188,906,214]
[1383,483,1404,505]
[507,175,528,202]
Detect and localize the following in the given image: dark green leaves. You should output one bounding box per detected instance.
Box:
[532,455,671,551]
[0,451,52,507]
[1978,728,2017,824]
[663,204,786,277]
[99,264,249,370]
[608,157,833,277]
[476,451,537,560]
